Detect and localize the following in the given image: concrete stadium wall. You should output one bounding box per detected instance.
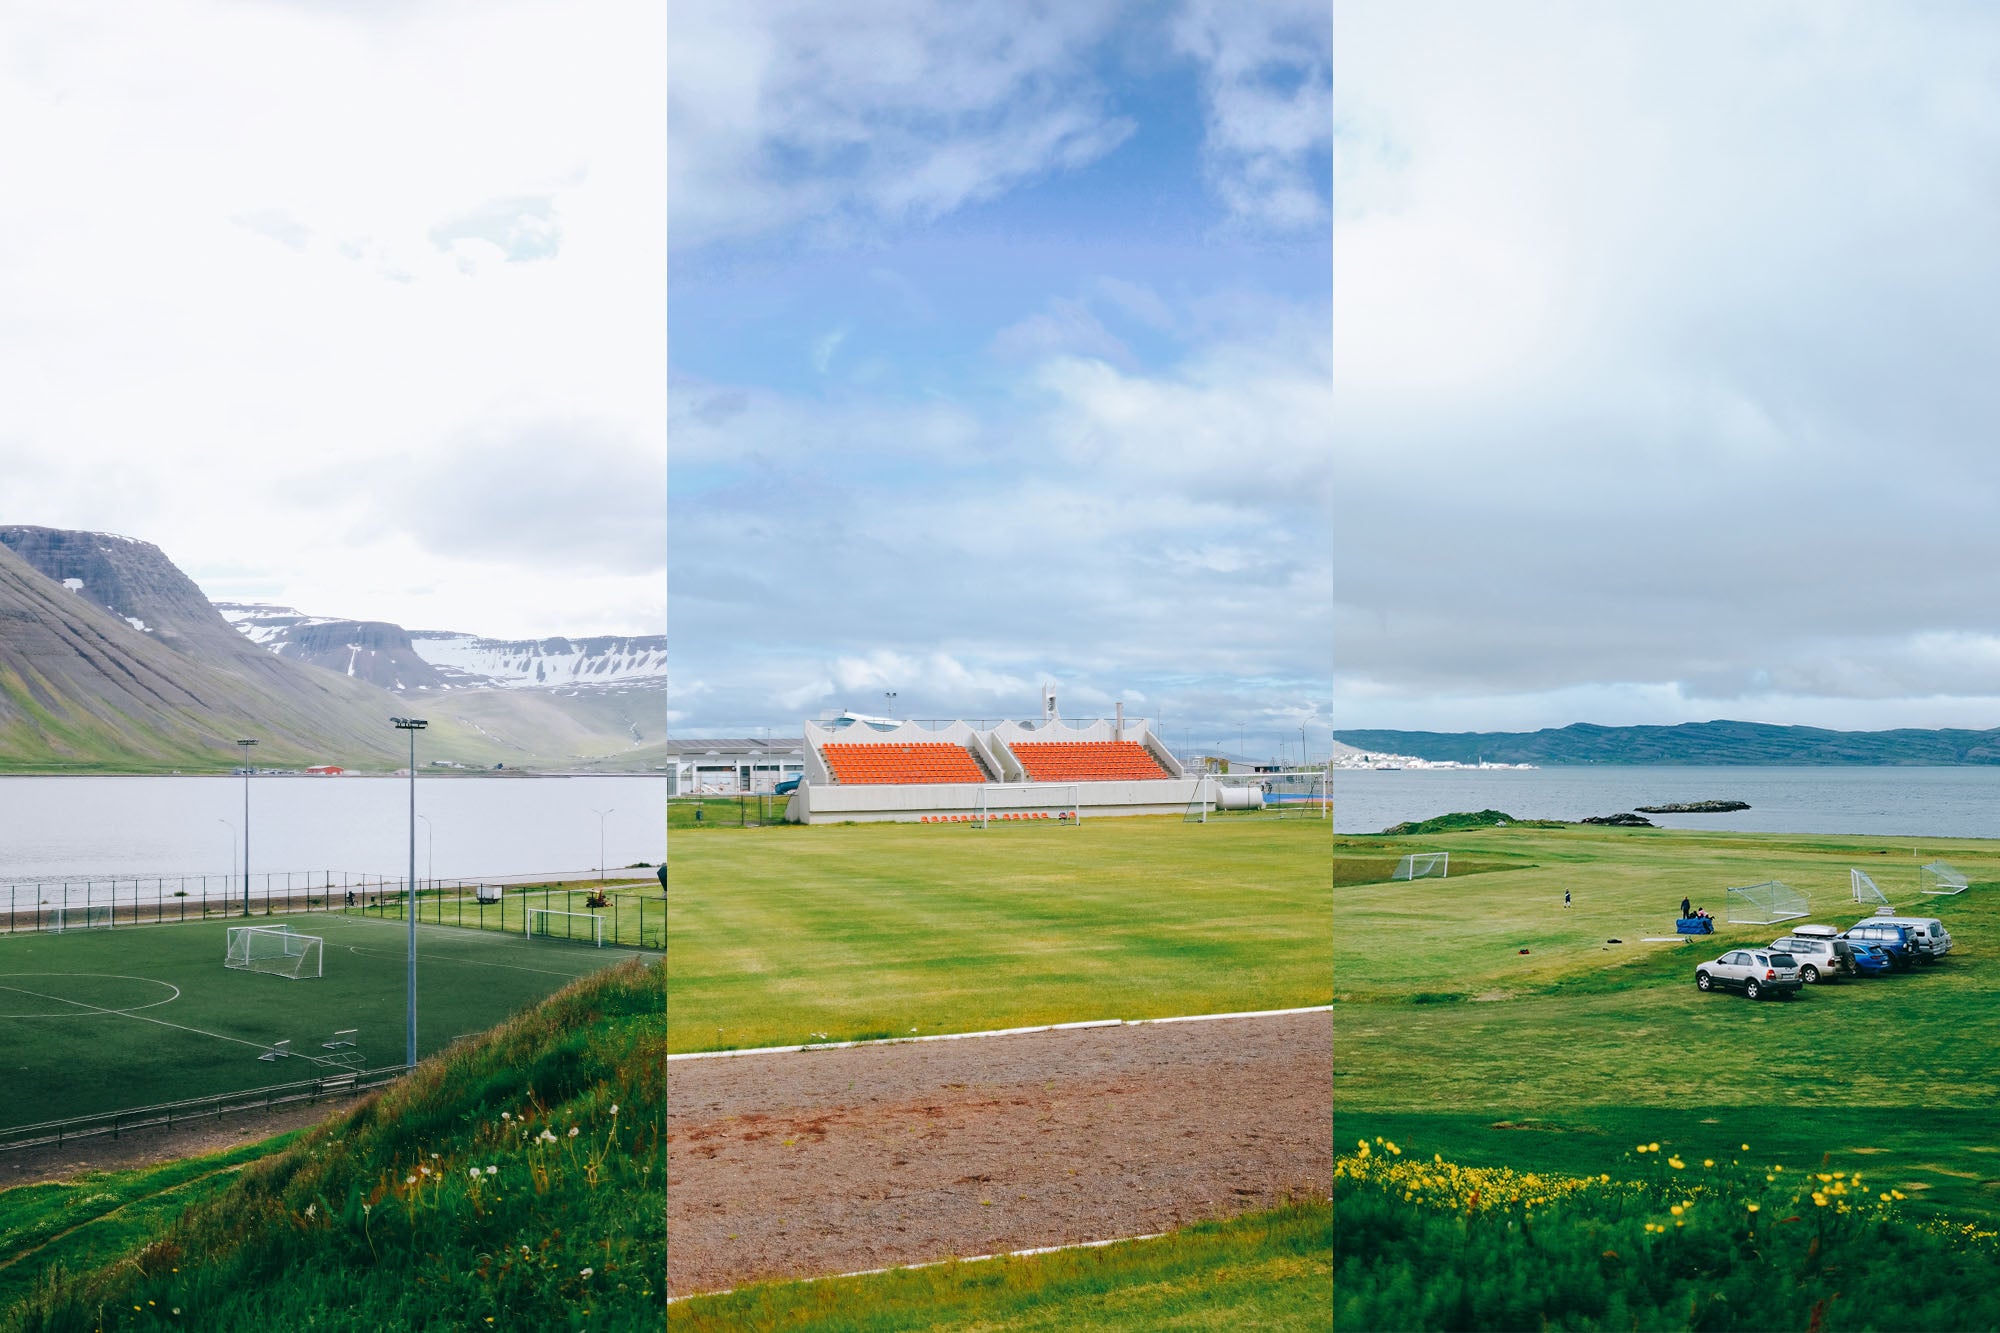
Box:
[790,778,1200,825]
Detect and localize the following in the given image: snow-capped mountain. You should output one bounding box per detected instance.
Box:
[216,602,667,693]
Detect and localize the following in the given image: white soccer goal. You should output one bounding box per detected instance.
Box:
[526,907,604,947]
[46,904,113,932]
[1920,861,1969,895]
[1392,852,1450,881]
[1726,880,1809,925]
[1185,770,1330,823]
[971,783,1080,829]
[226,925,323,980]
[1851,868,1890,907]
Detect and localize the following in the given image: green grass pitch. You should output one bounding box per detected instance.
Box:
[0,912,654,1130]
[663,814,1332,1054]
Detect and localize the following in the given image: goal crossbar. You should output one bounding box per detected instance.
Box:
[1392,852,1449,881]
[526,907,604,947]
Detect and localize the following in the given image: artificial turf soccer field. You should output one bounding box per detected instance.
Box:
[663,813,1334,1054]
[0,912,655,1130]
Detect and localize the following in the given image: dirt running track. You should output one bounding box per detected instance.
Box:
[666,1010,1331,1297]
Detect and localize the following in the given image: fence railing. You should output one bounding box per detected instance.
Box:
[0,1065,409,1154]
[0,873,665,950]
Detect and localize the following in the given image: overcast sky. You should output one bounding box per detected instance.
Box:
[1337,2,2000,734]
[668,0,1332,757]
[1,1,664,639]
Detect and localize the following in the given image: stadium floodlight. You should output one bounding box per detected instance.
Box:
[1392,852,1449,880]
[1726,879,1809,924]
[527,907,605,947]
[237,739,257,916]
[1851,868,1890,907]
[393,716,428,1067]
[1920,861,1969,895]
[226,924,322,980]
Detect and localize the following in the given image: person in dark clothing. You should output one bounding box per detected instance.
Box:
[1680,896,1692,919]
[1563,889,1571,908]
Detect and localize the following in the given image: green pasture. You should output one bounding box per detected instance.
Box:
[0,913,646,1129]
[1335,823,2000,1224]
[668,1198,1331,1331]
[665,815,1331,1052]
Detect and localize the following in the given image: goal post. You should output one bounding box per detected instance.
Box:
[1185,770,1330,823]
[1726,880,1809,925]
[526,907,604,947]
[1851,868,1890,907]
[46,904,113,932]
[972,783,1080,829]
[1392,852,1449,880]
[1920,861,1969,895]
[225,925,323,980]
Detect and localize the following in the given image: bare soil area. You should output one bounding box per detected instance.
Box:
[666,1010,1331,1297]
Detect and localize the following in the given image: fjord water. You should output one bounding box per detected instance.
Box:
[0,774,667,882]
[1335,766,2000,839]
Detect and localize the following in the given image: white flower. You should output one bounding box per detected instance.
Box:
[501,1112,511,1121]
[304,1203,316,1218]
[568,1127,580,1138]
[581,1267,594,1278]
[610,1104,619,1115]
[486,1165,497,1175]
[469,1167,481,1179]
[405,1175,416,1184]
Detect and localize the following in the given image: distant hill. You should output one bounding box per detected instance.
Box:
[1333,720,2000,766]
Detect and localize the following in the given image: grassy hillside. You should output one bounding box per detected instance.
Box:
[4,956,665,1331]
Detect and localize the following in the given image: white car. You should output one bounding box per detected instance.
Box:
[1769,934,1854,984]
[1695,949,1803,1000]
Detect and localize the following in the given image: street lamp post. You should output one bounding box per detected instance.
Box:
[236,740,257,915]
[417,814,434,886]
[593,808,615,882]
[884,691,896,720]
[392,717,427,1069]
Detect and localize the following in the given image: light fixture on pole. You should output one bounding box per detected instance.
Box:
[392,717,428,1068]
[884,691,897,720]
[592,808,616,882]
[236,740,258,916]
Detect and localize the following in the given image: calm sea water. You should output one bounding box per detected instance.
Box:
[0,775,667,882]
[1333,767,2000,840]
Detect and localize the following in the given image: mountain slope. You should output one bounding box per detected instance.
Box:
[1333,720,2000,766]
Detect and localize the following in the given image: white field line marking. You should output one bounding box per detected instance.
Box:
[665,1230,1170,1305]
[0,981,342,1065]
[0,973,181,1020]
[667,1005,1332,1062]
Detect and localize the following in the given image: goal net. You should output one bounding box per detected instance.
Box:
[1184,770,1331,822]
[1392,852,1450,881]
[1851,869,1890,907]
[1920,861,1969,895]
[1726,879,1809,924]
[526,907,604,947]
[226,924,323,980]
[46,904,113,932]
[971,783,1080,828]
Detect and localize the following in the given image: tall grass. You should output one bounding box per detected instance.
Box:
[5,958,665,1331]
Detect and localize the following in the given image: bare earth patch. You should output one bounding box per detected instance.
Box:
[667,1011,1331,1298]
[0,1101,339,1189]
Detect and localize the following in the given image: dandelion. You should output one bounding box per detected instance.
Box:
[470,1167,482,1180]
[1741,1143,1750,1151]
[1668,1157,1685,1170]
[1881,1193,1892,1202]
[487,1165,498,1176]
[569,1127,580,1138]
[1635,1143,1649,1153]
[405,1175,417,1184]
[610,1104,619,1115]
[502,1112,511,1121]
[1703,1159,1715,1168]
[1747,1203,1760,1213]
[1648,1142,1660,1153]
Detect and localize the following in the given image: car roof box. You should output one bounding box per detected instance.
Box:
[1791,924,1841,937]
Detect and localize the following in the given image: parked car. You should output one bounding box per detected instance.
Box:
[1839,921,1922,970]
[1770,933,1854,984]
[1861,914,1953,962]
[1695,949,1803,1000]
[1847,943,1894,976]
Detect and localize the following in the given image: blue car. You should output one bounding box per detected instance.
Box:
[1848,943,1893,976]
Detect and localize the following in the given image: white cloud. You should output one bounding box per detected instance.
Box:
[1173,0,1330,231]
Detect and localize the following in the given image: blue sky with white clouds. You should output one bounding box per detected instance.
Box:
[668,1,1331,760]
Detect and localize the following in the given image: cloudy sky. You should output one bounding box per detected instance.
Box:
[668,1,1333,758]
[1337,2,2000,733]
[1,1,664,639]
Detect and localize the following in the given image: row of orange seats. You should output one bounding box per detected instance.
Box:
[1010,742,1170,782]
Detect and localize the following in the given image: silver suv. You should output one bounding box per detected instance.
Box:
[1770,934,1854,984]
[1695,949,1803,1000]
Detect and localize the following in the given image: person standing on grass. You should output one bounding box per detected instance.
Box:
[1564,889,1571,909]
[1681,896,1692,919]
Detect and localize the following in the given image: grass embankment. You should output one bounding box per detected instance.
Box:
[669,1198,1331,1331]
[1337,822,2000,1269]
[4,957,665,1331]
[665,815,1331,1051]
[1335,1138,2000,1331]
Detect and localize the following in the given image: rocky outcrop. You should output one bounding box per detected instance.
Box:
[1580,812,1655,827]
[1633,800,1751,814]
[274,620,448,691]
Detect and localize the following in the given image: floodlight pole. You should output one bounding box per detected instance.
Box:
[393,717,427,1068]
[418,814,434,886]
[237,740,257,915]
[593,808,615,882]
